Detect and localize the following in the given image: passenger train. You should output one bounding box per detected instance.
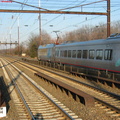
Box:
[38,33,120,74]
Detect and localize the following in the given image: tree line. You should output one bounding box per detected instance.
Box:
[1,21,120,58]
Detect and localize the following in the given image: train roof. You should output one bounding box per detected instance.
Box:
[38,33,120,49]
[56,34,120,47]
[38,44,55,49]
[58,39,105,46]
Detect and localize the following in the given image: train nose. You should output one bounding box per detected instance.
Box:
[115,59,120,67]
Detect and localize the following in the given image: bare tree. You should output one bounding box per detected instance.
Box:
[38,30,52,45]
[111,21,120,33]
[26,30,52,58]
[90,23,107,40]
[59,22,109,43]
[26,33,39,58]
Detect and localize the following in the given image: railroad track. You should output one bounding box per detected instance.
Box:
[21,57,120,89]
[1,60,30,120]
[1,58,81,120]
[8,58,120,119]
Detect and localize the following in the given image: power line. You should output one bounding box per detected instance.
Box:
[11,0,49,11]
[0,0,112,41]
[57,0,106,11]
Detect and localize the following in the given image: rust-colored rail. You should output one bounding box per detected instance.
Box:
[70,71,120,88]
[34,72,95,107]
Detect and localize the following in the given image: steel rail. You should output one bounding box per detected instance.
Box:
[1,60,35,120]
[18,60,120,114]
[70,71,120,88]
[95,98,120,113]
[19,61,120,100]
[5,59,77,120]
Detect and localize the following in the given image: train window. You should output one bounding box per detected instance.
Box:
[83,50,88,59]
[77,50,82,58]
[68,50,71,58]
[96,50,103,60]
[72,50,76,58]
[62,51,64,57]
[55,50,59,57]
[40,49,47,56]
[89,50,95,59]
[60,51,63,57]
[55,51,57,57]
[64,50,67,57]
[104,49,112,60]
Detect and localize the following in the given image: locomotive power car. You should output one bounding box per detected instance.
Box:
[38,33,120,74]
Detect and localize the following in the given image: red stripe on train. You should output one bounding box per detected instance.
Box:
[39,59,120,73]
[55,61,120,73]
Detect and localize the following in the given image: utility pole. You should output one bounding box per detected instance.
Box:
[11,15,20,54]
[38,0,42,45]
[107,0,110,37]
[18,16,20,54]
[10,29,11,54]
[5,37,7,54]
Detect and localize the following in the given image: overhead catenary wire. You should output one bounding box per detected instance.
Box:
[0,0,119,44]
[11,0,50,11]
[57,0,106,11]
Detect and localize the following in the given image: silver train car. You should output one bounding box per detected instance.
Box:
[38,33,120,73]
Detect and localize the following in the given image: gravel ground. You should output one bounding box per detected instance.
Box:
[13,62,119,120]
[0,59,120,120]
[0,63,19,120]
